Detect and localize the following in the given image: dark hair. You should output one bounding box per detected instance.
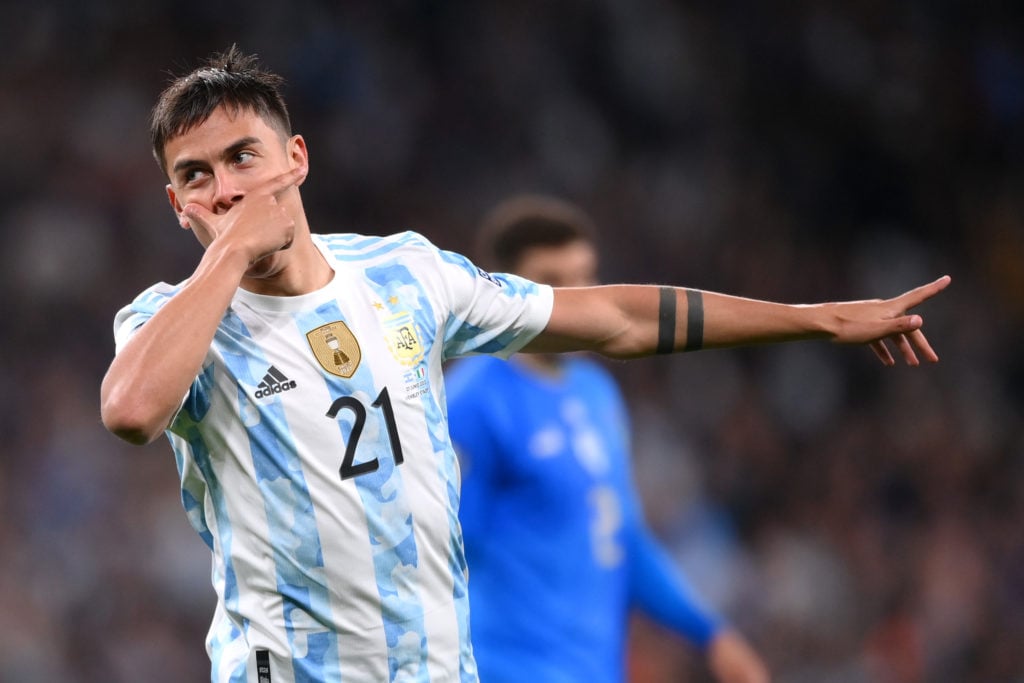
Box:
[149,45,292,173]
[476,194,597,272]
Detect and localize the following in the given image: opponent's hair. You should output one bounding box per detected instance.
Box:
[476,194,597,272]
[149,45,292,173]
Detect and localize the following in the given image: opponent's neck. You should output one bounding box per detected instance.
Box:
[515,353,565,377]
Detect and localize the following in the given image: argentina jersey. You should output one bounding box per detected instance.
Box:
[112,231,553,683]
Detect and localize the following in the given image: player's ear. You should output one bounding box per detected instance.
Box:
[166,184,190,230]
[288,134,309,186]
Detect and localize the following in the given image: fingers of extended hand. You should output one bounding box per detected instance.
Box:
[872,328,938,367]
[870,339,895,366]
[899,275,952,310]
[908,328,938,363]
[893,332,919,366]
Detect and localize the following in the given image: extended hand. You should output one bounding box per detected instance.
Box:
[830,275,951,366]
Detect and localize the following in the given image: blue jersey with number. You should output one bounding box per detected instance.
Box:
[445,355,722,683]
[112,231,553,683]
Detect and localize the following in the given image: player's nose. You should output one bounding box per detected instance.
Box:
[212,173,245,214]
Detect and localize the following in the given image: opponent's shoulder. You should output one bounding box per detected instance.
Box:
[566,355,615,380]
[444,356,510,396]
[565,356,624,396]
[445,358,519,450]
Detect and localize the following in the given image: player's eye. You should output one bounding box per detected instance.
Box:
[179,167,210,186]
[234,150,255,165]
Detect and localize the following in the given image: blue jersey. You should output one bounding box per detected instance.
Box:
[112,232,553,683]
[446,355,722,683]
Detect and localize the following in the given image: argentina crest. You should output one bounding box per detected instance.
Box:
[306,321,361,378]
[383,310,425,367]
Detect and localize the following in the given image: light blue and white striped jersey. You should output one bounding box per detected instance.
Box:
[112,231,553,683]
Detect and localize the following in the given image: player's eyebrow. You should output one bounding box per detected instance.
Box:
[171,136,263,176]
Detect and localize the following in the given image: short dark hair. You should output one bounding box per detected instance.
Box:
[149,45,292,173]
[476,194,597,272]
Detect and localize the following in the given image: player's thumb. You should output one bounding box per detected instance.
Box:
[866,313,922,343]
[893,313,924,332]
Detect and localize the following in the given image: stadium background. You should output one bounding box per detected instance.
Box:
[1,2,1022,681]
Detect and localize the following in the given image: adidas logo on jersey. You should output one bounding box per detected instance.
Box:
[254,366,297,399]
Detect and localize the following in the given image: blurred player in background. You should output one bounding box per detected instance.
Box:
[446,195,771,683]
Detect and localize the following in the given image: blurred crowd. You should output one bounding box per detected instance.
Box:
[2,1,1022,681]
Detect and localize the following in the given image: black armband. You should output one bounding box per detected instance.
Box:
[683,289,704,352]
[656,287,676,354]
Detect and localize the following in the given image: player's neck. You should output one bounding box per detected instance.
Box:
[239,236,334,297]
[515,353,564,376]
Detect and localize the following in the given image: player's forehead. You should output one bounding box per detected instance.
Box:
[163,106,279,166]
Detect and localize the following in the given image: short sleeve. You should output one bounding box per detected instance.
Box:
[112,281,181,353]
[431,243,554,360]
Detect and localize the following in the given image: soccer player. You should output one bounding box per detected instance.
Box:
[445,194,770,683]
[99,46,949,683]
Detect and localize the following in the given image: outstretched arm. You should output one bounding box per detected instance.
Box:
[524,276,951,366]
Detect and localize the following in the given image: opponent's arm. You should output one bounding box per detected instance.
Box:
[100,168,303,445]
[706,630,772,683]
[629,524,723,648]
[524,276,951,366]
[628,526,770,683]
